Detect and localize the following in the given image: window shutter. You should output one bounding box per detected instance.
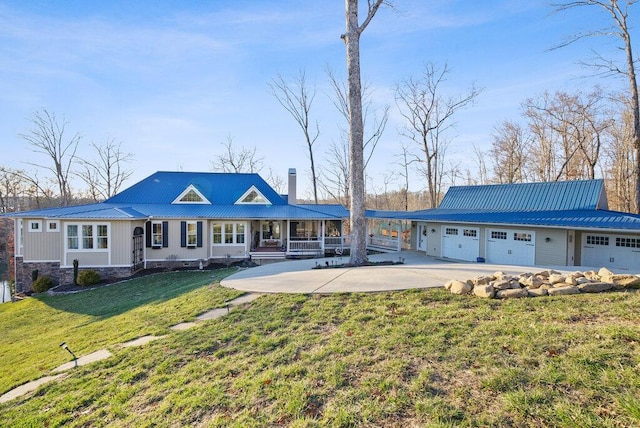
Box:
[197,221,203,247]
[162,221,169,248]
[145,221,152,248]
[180,221,186,247]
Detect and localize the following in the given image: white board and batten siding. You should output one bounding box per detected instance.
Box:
[485,228,535,266]
[441,225,480,262]
[581,233,640,272]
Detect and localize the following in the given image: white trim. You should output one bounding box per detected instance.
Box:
[46,220,60,232]
[23,259,60,263]
[235,185,271,205]
[28,220,42,232]
[15,219,23,256]
[172,184,211,204]
[60,263,130,268]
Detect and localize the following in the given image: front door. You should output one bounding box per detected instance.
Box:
[132,228,144,272]
[417,224,428,252]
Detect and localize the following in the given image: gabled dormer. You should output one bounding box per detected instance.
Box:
[172,184,211,204]
[235,185,270,205]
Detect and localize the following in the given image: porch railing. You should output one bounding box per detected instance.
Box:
[368,235,401,252]
[288,240,322,252]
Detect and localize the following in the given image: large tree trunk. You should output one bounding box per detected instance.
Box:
[345,1,366,264]
[623,24,640,213]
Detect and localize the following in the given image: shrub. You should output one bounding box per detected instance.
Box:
[77,270,101,287]
[32,276,54,293]
[73,259,79,285]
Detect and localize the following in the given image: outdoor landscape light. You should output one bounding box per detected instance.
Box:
[60,342,78,367]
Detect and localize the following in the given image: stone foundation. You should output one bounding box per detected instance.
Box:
[15,259,61,294]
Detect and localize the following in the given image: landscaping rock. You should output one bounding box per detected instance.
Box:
[472,275,493,286]
[445,267,633,300]
[521,275,544,289]
[547,285,580,296]
[491,279,511,290]
[610,274,640,288]
[527,288,548,297]
[548,274,566,285]
[473,284,495,298]
[577,282,613,293]
[496,288,528,299]
[509,279,522,289]
[449,280,472,295]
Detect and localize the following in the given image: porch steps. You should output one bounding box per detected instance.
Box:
[366,244,399,253]
[249,251,286,261]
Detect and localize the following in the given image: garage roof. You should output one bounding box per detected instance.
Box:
[439,179,607,211]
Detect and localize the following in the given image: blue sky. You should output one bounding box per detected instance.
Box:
[0,1,631,198]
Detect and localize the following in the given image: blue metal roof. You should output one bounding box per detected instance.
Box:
[299,204,350,218]
[3,203,345,220]
[439,179,607,211]
[368,208,640,232]
[106,171,287,206]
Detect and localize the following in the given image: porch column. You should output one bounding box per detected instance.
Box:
[321,220,325,251]
[396,221,401,251]
[286,219,291,252]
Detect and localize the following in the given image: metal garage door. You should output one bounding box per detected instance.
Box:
[442,226,479,261]
[486,229,535,266]
[582,234,640,271]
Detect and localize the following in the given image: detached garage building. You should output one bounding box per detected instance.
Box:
[398,179,640,271]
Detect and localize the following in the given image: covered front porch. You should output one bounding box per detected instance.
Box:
[248,218,406,262]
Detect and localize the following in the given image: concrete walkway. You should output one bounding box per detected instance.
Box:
[0,293,263,404]
[221,250,579,294]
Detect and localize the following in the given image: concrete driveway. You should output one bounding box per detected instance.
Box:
[221,250,579,294]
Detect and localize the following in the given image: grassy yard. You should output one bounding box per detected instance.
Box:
[1,276,639,427]
[0,268,242,396]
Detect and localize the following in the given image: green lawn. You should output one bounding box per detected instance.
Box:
[1,274,639,427]
[0,268,242,396]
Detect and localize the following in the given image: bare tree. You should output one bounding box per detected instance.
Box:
[269,71,320,203]
[490,120,530,184]
[523,89,611,181]
[604,96,637,211]
[0,167,27,212]
[77,138,133,202]
[471,144,490,185]
[265,167,286,194]
[394,142,419,210]
[395,63,481,207]
[327,67,390,171]
[552,0,640,212]
[319,140,351,206]
[343,0,385,265]
[211,135,263,173]
[19,110,80,206]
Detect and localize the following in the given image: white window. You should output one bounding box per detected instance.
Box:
[491,231,507,240]
[29,220,42,232]
[172,185,210,204]
[261,221,281,240]
[47,221,59,232]
[586,235,609,246]
[211,222,246,245]
[212,224,222,244]
[66,223,109,250]
[186,221,198,247]
[235,186,270,205]
[152,222,163,247]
